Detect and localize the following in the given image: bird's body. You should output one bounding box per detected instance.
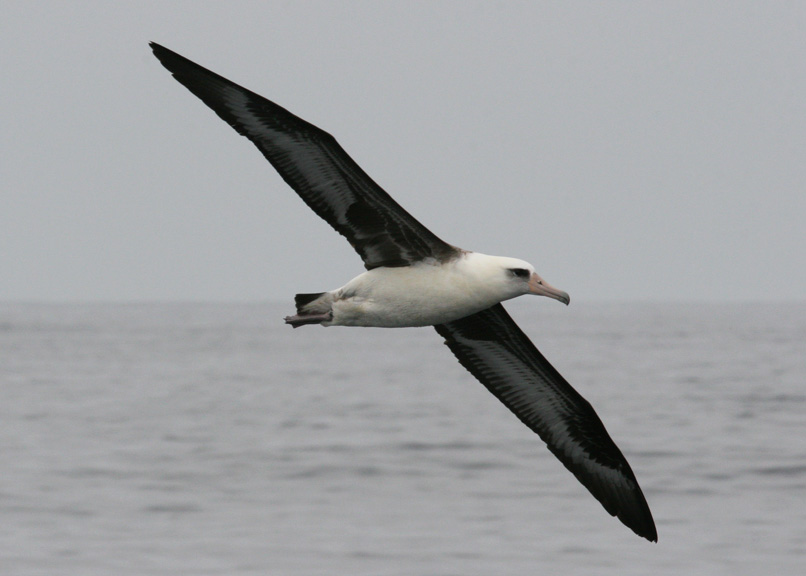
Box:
[151,42,657,542]
[293,252,566,328]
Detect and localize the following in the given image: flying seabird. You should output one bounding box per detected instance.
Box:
[150,43,657,542]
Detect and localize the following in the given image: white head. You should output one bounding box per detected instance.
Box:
[465,253,570,305]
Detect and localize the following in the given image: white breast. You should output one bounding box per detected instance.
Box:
[328,253,522,327]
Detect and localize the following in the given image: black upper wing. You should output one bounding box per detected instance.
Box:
[435,304,657,542]
[150,43,458,269]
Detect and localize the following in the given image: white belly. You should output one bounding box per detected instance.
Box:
[327,258,512,327]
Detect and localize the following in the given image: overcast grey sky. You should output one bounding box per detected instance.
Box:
[2,1,804,302]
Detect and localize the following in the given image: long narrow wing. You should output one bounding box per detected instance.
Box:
[435,304,657,542]
[150,43,458,269]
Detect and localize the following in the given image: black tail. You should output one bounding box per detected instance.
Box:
[294,292,326,313]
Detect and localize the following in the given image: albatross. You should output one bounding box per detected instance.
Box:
[150,43,657,542]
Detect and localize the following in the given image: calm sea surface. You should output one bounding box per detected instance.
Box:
[1,301,804,575]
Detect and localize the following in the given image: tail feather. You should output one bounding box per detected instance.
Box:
[294,292,326,313]
[286,291,332,328]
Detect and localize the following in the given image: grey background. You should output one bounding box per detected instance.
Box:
[3,1,805,302]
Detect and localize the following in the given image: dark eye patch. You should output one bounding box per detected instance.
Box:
[510,268,530,279]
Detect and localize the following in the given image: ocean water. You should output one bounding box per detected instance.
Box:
[1,301,804,575]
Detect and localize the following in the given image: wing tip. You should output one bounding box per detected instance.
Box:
[610,485,658,542]
[149,41,170,60]
[589,482,657,542]
[624,511,658,543]
[149,42,190,74]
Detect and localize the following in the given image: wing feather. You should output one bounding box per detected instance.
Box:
[150,43,457,269]
[435,304,657,542]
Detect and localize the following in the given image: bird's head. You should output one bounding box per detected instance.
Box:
[484,255,570,305]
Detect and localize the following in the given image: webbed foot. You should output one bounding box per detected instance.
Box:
[283,311,333,328]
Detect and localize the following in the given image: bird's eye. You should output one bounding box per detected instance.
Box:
[510,268,530,279]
